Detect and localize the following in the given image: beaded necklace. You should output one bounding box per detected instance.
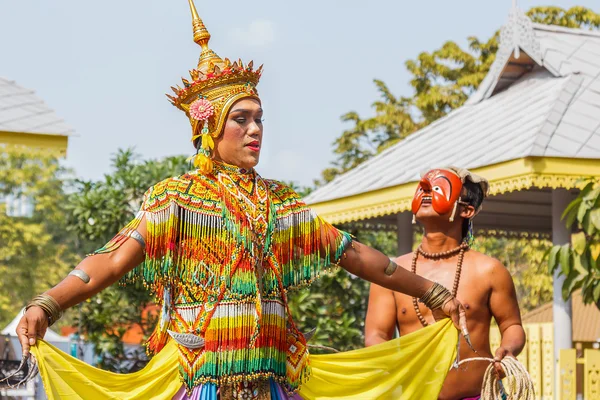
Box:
[411,241,469,327]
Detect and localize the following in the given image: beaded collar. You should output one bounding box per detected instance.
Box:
[211,160,255,176]
[211,160,257,195]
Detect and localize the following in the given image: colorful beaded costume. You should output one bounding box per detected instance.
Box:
[95,161,351,394]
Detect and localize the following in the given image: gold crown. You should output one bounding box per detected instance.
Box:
[167,0,262,144]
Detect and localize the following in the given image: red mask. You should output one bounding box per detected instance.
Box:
[411,169,463,216]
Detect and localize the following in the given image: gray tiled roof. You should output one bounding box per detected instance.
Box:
[0,77,74,136]
[306,18,600,205]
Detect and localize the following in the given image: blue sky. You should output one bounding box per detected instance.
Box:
[1,0,597,186]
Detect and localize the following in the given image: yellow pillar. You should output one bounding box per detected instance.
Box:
[558,349,576,400]
[527,324,542,396]
[541,323,554,399]
[584,349,600,400]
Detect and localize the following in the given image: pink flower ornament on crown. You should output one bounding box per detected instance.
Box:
[188,97,216,174]
[171,0,262,174]
[189,98,215,122]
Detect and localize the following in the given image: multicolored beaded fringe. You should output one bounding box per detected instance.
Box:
[92,168,351,393]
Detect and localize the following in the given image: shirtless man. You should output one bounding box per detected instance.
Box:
[365,167,526,400]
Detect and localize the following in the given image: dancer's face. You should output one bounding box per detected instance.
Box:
[214,98,263,170]
[412,169,463,218]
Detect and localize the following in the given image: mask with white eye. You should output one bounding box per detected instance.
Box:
[433,186,444,195]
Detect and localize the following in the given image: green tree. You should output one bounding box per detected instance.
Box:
[528,6,600,28]
[0,145,78,325]
[67,149,189,370]
[548,180,600,309]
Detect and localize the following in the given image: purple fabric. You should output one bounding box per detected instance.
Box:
[172,385,203,400]
[172,383,217,400]
[271,380,303,399]
[172,380,304,399]
[461,396,481,400]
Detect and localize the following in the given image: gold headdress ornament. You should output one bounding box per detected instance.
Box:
[167,0,263,173]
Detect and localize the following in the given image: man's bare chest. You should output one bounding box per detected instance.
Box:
[394,260,491,324]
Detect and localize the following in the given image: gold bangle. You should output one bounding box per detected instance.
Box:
[26,294,63,326]
[429,286,450,310]
[420,283,452,311]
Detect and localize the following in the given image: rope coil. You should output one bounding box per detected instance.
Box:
[456,357,535,399]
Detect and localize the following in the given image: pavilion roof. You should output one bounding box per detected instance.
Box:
[0,77,74,136]
[305,10,600,224]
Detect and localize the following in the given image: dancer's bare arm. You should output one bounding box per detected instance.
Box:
[365,283,396,346]
[488,259,525,376]
[16,218,147,355]
[340,241,430,299]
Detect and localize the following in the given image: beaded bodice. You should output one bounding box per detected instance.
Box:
[94,162,351,392]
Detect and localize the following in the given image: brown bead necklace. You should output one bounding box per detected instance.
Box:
[411,241,469,327]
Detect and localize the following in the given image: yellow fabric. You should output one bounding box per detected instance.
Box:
[31,340,182,400]
[299,320,457,399]
[31,320,457,400]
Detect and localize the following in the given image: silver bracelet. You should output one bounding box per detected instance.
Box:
[128,230,146,250]
[68,269,90,284]
[384,258,398,276]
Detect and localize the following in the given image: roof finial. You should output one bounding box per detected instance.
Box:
[507,0,523,58]
[187,0,223,71]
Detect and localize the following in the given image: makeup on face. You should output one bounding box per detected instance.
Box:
[214,99,264,169]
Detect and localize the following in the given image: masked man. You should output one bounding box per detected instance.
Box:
[365,167,526,400]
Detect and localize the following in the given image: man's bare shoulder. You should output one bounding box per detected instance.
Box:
[466,249,508,277]
[392,253,414,271]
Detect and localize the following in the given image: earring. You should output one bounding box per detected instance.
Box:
[467,219,475,246]
[412,214,416,224]
[449,199,459,222]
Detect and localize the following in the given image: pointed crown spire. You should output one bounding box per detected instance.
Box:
[167,0,263,174]
[188,0,223,71]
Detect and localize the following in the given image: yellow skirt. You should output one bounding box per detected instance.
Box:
[31,319,457,399]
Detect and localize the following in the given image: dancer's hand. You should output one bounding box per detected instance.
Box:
[432,297,467,330]
[433,297,471,348]
[493,346,514,379]
[16,306,49,357]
